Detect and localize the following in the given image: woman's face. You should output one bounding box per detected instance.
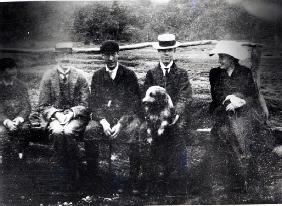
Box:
[218,53,235,70]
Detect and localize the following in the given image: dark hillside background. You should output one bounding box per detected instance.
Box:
[0,0,282,47]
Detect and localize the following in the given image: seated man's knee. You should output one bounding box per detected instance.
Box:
[176,119,188,132]
[0,126,8,136]
[50,127,64,136]
[64,125,77,136]
[48,121,64,136]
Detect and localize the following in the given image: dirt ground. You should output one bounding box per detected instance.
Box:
[0,44,282,205]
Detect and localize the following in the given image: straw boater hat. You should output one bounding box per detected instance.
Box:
[152,33,180,50]
[209,40,249,60]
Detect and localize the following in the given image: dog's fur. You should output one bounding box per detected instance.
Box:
[142,86,176,137]
[141,86,187,195]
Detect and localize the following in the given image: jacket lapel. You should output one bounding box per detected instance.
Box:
[51,66,79,101]
[102,67,111,84]
[169,62,178,80]
[51,66,61,100]
[68,67,79,98]
[114,64,124,83]
[156,64,166,84]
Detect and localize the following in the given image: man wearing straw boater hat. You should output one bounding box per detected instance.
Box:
[142,33,192,195]
[38,42,90,181]
[144,34,192,135]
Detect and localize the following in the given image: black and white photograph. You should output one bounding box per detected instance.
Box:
[0,0,282,205]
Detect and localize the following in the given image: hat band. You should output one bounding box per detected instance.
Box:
[55,48,73,54]
[159,40,176,48]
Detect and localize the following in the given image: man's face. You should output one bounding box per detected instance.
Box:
[158,48,175,65]
[102,52,119,70]
[1,67,17,81]
[218,53,234,70]
[55,53,72,70]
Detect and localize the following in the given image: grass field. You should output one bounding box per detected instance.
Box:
[1,44,282,205]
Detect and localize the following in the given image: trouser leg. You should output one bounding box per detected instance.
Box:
[48,120,65,162]
[0,125,29,171]
[63,119,87,165]
[129,142,140,190]
[124,118,141,191]
[0,126,11,168]
[84,140,99,175]
[84,120,103,175]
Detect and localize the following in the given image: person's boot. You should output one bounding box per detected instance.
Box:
[84,140,100,192]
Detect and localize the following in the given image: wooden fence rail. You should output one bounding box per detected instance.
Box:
[0,40,219,54]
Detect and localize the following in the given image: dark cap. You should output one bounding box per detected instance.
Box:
[0,58,17,72]
[100,40,119,54]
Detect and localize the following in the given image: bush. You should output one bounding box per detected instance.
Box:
[72,2,138,43]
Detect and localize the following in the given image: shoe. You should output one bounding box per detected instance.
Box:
[117,188,124,194]
[132,189,140,195]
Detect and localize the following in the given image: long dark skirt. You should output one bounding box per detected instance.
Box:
[210,107,274,202]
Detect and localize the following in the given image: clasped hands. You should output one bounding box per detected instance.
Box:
[54,111,74,125]
[5,117,24,132]
[100,119,122,139]
[223,95,246,112]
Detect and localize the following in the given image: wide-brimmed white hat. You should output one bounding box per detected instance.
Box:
[152,33,180,50]
[209,40,249,60]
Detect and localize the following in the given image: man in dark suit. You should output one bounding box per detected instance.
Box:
[38,43,90,174]
[0,58,31,168]
[84,40,142,193]
[142,33,192,195]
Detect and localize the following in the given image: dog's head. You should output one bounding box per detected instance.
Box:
[143,86,173,112]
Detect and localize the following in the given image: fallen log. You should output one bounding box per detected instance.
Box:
[0,40,218,54]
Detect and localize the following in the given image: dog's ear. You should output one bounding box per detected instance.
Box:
[166,94,174,108]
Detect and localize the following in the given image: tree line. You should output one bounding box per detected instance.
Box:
[0,0,280,45]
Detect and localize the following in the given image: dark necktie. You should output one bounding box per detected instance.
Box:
[165,68,169,77]
[59,73,68,84]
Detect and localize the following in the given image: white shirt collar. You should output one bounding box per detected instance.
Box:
[57,65,71,83]
[160,60,174,76]
[0,79,14,86]
[106,62,119,80]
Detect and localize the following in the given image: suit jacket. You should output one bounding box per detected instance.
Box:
[0,79,31,124]
[209,63,260,116]
[90,64,142,126]
[38,66,90,121]
[143,62,192,116]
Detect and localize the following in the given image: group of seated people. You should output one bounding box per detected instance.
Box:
[0,34,276,201]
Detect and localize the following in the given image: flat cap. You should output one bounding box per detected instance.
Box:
[0,58,17,71]
[100,40,119,54]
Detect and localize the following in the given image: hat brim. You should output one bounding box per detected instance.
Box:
[152,42,180,50]
[209,41,249,60]
[209,49,248,60]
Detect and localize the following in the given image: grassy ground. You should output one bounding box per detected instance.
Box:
[1,44,282,205]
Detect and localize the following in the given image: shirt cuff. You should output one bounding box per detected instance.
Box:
[70,108,76,118]
[3,119,10,127]
[14,117,24,123]
[100,119,109,127]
